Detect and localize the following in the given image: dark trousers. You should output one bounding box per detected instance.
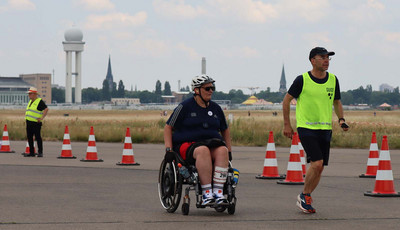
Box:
[26,120,43,154]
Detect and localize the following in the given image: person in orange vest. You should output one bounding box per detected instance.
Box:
[25,87,48,157]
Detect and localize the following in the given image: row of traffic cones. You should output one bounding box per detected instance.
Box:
[58,126,139,165]
[256,131,400,197]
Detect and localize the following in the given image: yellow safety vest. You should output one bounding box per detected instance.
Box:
[296,72,336,130]
[26,98,43,122]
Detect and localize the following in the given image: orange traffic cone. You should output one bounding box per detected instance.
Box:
[364,135,400,197]
[57,126,76,159]
[0,124,15,153]
[298,139,306,177]
[256,131,285,179]
[360,132,379,178]
[116,128,140,166]
[81,126,103,162]
[21,141,37,155]
[277,132,304,185]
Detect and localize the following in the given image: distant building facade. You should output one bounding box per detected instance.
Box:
[279,64,287,93]
[111,98,140,105]
[0,76,32,104]
[20,73,52,104]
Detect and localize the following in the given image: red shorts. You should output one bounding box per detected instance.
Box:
[179,142,195,161]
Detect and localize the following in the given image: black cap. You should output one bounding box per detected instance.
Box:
[309,47,335,60]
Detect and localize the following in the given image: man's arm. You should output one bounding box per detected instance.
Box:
[37,108,48,123]
[164,124,174,149]
[333,99,349,131]
[282,93,294,138]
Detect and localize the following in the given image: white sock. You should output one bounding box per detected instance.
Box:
[201,184,212,197]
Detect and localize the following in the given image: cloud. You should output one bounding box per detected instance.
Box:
[346,0,385,23]
[84,11,147,30]
[0,0,35,12]
[124,39,171,58]
[153,0,206,20]
[220,46,261,58]
[208,0,277,23]
[302,32,332,46]
[385,32,400,44]
[274,0,330,22]
[74,0,115,11]
[176,43,200,59]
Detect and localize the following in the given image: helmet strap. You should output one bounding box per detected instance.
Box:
[194,88,210,108]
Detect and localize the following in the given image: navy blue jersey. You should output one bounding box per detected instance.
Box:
[288,71,341,100]
[167,97,228,146]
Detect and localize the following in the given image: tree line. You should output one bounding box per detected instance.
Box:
[52,80,400,107]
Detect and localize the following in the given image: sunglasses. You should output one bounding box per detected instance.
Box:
[201,86,215,92]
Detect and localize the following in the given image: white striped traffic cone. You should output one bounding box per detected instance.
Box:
[0,124,15,153]
[277,132,304,185]
[360,132,379,178]
[298,139,306,177]
[81,126,103,162]
[22,141,37,155]
[116,127,139,166]
[364,135,400,197]
[256,131,285,179]
[58,126,76,159]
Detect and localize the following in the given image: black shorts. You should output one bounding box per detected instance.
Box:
[175,138,226,165]
[297,128,332,166]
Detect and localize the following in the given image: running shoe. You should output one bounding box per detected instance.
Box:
[201,194,215,206]
[214,193,228,205]
[296,193,315,213]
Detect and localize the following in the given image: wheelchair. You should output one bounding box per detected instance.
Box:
[158,151,237,215]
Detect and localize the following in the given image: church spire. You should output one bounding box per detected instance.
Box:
[279,64,287,93]
[105,55,114,92]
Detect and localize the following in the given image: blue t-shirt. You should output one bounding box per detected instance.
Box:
[166,97,228,146]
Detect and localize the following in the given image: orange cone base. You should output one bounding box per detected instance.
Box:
[256,174,285,179]
[57,156,77,159]
[0,150,15,153]
[81,158,103,162]
[116,162,140,166]
[359,174,376,178]
[364,191,400,197]
[276,180,304,185]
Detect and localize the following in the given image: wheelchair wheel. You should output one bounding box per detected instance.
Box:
[227,198,236,215]
[215,206,226,213]
[158,159,182,213]
[182,202,190,215]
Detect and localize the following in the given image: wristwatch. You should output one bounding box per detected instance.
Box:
[166,147,172,152]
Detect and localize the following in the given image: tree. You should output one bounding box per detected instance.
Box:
[51,87,65,103]
[164,81,172,95]
[102,79,111,101]
[111,82,117,98]
[155,80,162,95]
[117,80,125,98]
[82,87,102,103]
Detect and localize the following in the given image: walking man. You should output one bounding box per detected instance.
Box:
[282,47,349,213]
[25,87,48,157]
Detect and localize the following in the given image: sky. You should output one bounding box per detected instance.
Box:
[1,0,400,94]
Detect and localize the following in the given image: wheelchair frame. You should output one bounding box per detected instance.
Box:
[158,151,237,215]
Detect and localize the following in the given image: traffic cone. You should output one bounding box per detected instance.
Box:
[277,132,304,185]
[256,131,285,179]
[0,124,15,153]
[364,135,400,197]
[360,132,379,178]
[81,126,103,162]
[21,141,37,155]
[116,127,140,166]
[298,139,307,177]
[57,126,76,159]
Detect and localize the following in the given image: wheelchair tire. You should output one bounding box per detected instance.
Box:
[214,206,226,213]
[158,159,183,213]
[182,203,190,215]
[228,200,236,215]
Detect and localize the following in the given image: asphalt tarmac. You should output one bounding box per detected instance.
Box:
[0,141,399,229]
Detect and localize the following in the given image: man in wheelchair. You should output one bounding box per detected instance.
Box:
[164,75,233,208]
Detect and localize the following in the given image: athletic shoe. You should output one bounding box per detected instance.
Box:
[201,194,215,206]
[37,153,43,157]
[214,193,228,205]
[24,154,35,157]
[296,193,315,213]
